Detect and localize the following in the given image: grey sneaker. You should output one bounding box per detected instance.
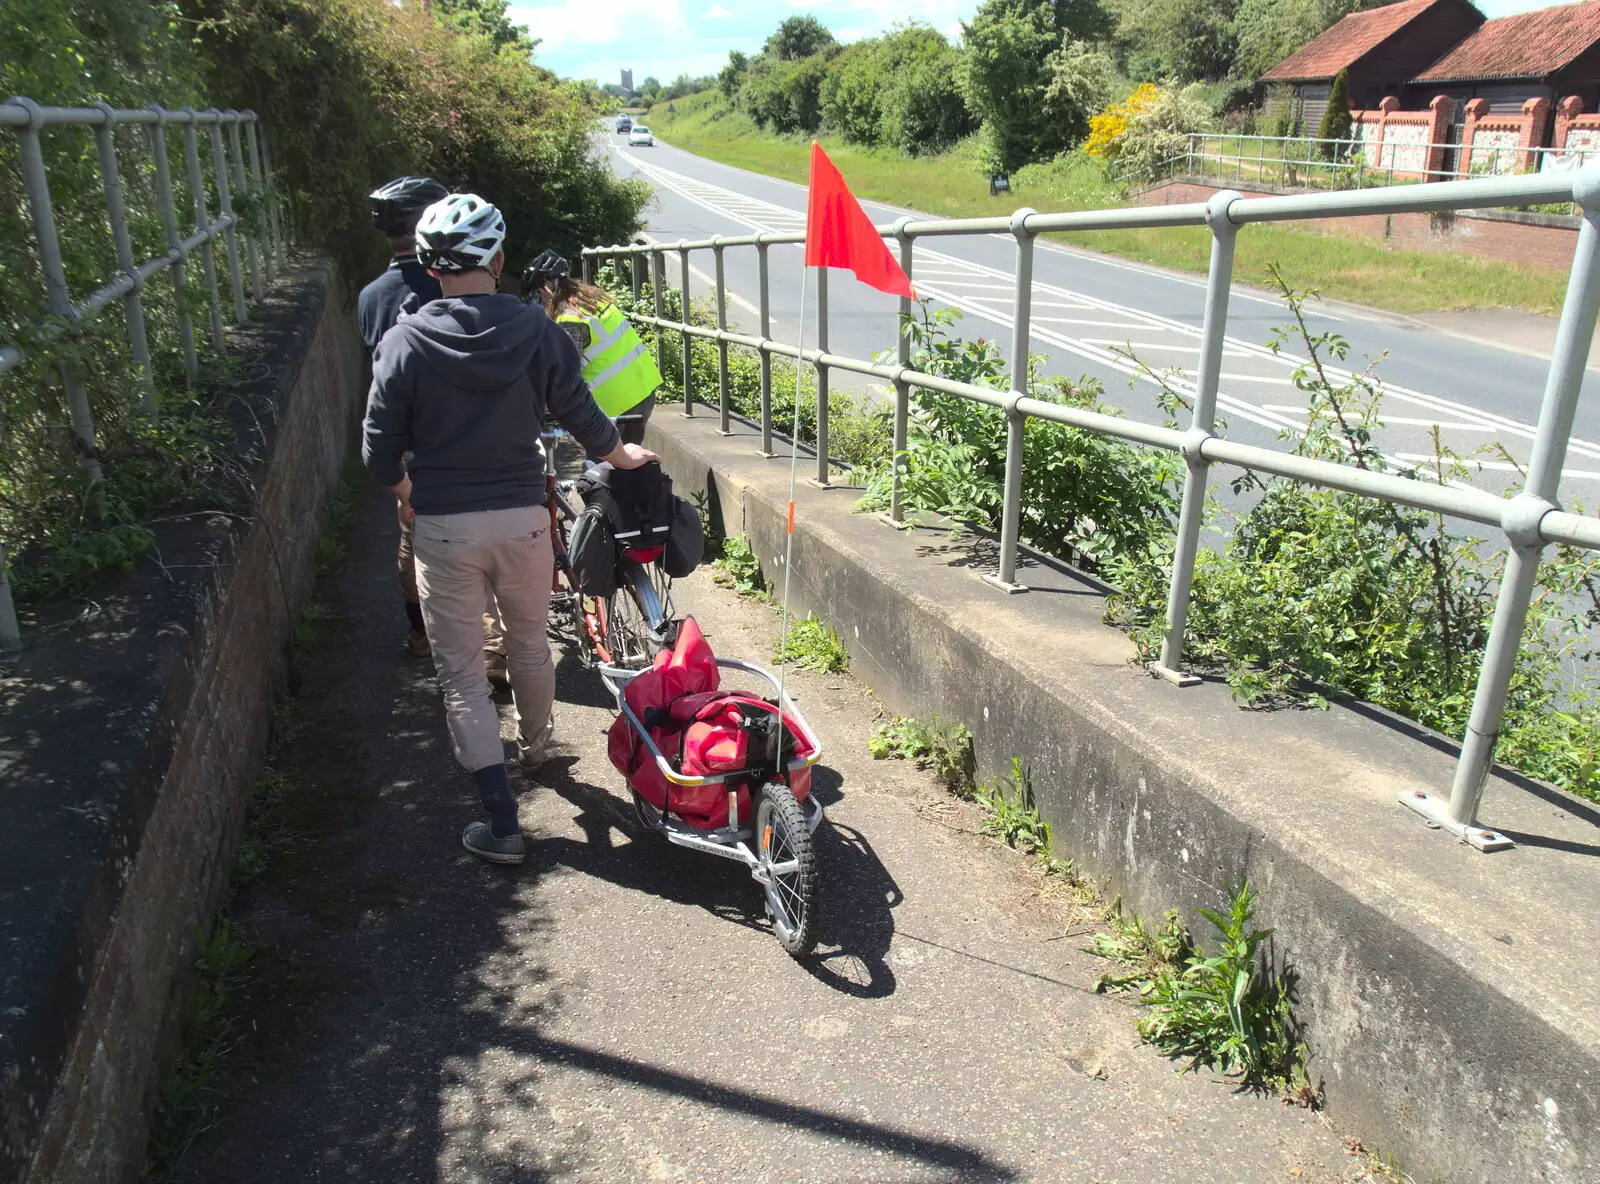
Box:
[517,715,556,769]
[462,821,525,865]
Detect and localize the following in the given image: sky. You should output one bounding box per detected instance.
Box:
[508,0,1575,88]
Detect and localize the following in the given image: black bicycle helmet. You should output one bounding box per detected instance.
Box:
[522,249,570,298]
[370,175,449,236]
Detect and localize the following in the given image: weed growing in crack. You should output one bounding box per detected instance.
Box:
[1092,881,1316,1101]
[142,921,256,1179]
[869,713,976,795]
[775,613,849,673]
[712,532,768,599]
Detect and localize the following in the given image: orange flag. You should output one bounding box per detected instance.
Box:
[803,142,916,300]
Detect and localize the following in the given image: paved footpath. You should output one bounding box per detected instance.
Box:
[172,483,1380,1184]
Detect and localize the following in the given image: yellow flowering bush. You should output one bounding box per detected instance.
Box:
[1086,83,1160,161]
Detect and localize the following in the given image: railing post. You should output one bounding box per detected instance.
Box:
[1151,190,1242,686]
[677,240,693,416]
[0,542,18,651]
[886,217,914,525]
[811,266,830,487]
[1402,184,1600,851]
[714,240,731,435]
[257,123,284,272]
[208,112,248,324]
[985,208,1036,593]
[651,247,666,378]
[226,116,263,305]
[243,114,274,286]
[757,236,774,456]
[181,109,227,355]
[91,102,157,415]
[12,96,103,488]
[631,249,643,303]
[147,106,199,385]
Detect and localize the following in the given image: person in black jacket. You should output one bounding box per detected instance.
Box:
[363,193,656,866]
[358,176,446,355]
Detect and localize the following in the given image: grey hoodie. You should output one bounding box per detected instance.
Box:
[362,293,620,516]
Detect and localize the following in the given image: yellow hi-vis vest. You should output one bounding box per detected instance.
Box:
[557,302,663,418]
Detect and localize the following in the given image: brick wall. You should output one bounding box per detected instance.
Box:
[1136,179,1580,272]
[3,259,363,1183]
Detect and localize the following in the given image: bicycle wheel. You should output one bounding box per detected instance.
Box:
[603,559,675,669]
[754,781,819,957]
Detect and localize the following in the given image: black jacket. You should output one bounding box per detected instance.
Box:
[357,256,440,356]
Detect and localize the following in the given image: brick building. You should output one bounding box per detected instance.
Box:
[1260,0,1485,134]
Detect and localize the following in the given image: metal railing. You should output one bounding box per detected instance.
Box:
[1134,131,1599,195]
[0,98,283,650]
[583,166,1600,852]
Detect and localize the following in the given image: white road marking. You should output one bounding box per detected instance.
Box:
[1395,453,1600,482]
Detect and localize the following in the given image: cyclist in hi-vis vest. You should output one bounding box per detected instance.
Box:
[522,250,662,445]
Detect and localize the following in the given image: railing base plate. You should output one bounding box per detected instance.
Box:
[805,478,832,490]
[981,573,1028,595]
[1148,662,1200,687]
[1399,791,1515,852]
[875,512,908,530]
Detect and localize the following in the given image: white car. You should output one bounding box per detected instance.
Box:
[628,125,654,147]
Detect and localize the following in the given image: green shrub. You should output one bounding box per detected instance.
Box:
[1106,269,1600,801]
[858,303,1182,570]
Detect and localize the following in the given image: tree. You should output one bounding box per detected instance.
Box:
[743,52,830,133]
[960,0,1065,172]
[1041,39,1118,145]
[432,0,537,56]
[1113,0,1241,82]
[718,50,748,101]
[1318,67,1353,151]
[764,15,836,61]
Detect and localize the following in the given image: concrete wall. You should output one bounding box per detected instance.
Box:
[647,411,1600,1184]
[0,260,363,1183]
[1138,178,1581,271]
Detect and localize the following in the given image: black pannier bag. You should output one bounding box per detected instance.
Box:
[663,495,704,578]
[576,461,673,550]
[566,501,619,598]
[574,461,704,579]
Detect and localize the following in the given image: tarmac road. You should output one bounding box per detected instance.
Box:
[168,482,1379,1184]
[603,131,1600,507]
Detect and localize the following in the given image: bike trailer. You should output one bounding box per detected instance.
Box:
[606,617,815,831]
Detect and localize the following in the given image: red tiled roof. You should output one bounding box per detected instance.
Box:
[1261,0,1453,82]
[1416,0,1600,80]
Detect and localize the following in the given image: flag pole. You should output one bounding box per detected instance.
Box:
[775,254,811,722]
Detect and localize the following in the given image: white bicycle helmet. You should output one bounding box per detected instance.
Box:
[414,193,507,273]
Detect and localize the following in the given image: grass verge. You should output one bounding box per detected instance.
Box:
[647,91,1570,317]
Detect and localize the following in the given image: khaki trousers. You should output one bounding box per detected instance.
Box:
[412,506,554,772]
[400,503,504,651]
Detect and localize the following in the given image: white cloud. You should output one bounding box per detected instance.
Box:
[703,3,734,16]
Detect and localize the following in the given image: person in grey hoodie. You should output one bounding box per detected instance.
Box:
[363,193,655,865]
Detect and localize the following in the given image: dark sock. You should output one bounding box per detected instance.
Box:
[404,600,425,632]
[472,764,519,838]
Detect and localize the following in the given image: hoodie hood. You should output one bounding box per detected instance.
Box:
[394,292,546,392]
